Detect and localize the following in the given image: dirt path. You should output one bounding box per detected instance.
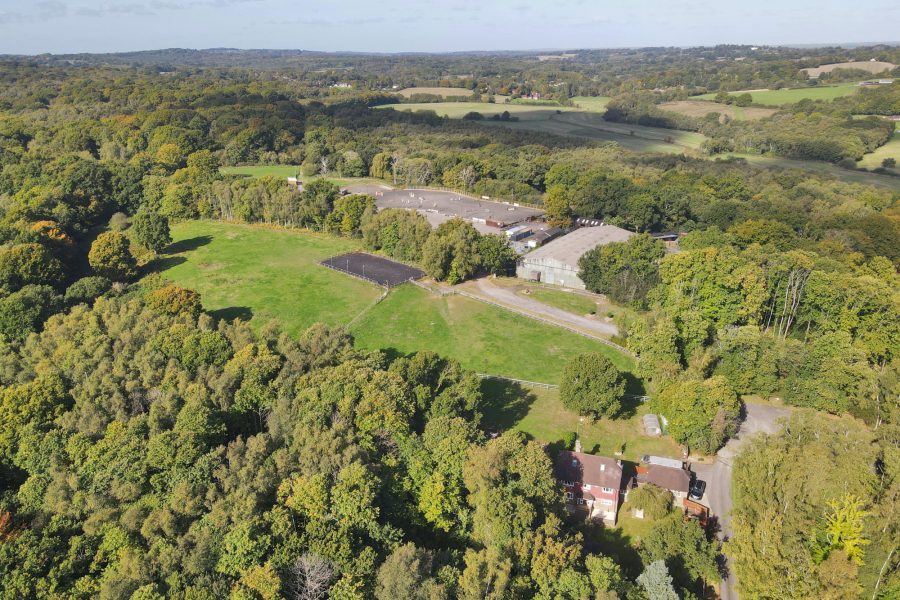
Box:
[691,403,792,600]
[461,277,619,338]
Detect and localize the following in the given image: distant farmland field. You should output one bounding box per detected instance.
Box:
[858,122,900,171]
[495,111,707,154]
[571,96,612,113]
[378,101,580,120]
[803,61,896,78]
[220,165,299,178]
[395,87,477,98]
[660,100,777,121]
[693,83,860,106]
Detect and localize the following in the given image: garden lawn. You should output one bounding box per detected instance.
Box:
[351,284,631,383]
[481,383,680,461]
[159,220,382,336]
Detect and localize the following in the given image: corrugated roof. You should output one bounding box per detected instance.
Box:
[521,226,634,267]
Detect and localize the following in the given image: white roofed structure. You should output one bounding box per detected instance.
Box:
[515,225,634,289]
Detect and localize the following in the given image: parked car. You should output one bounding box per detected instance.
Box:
[689,479,706,501]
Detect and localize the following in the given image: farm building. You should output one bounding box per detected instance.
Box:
[516,225,634,289]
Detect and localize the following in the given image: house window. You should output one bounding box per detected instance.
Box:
[600,499,614,506]
[602,487,614,493]
[582,484,591,490]
[566,492,573,500]
[577,498,585,505]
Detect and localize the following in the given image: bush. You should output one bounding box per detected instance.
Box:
[147,284,202,318]
[561,431,577,451]
[462,111,484,121]
[628,484,673,520]
[883,157,896,169]
[108,212,129,231]
[64,276,111,305]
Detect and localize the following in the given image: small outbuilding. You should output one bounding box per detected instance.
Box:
[642,414,662,436]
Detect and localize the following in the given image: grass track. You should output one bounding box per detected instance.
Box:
[158,220,635,383]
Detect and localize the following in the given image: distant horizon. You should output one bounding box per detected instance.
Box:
[1,0,898,56]
[3,41,900,58]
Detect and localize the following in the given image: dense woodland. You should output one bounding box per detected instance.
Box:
[0,49,897,599]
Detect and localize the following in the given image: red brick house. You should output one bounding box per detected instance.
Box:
[554,451,624,524]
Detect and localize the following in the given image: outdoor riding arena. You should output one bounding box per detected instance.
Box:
[321,252,425,288]
[345,184,544,233]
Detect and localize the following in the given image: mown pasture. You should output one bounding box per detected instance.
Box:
[158,220,635,384]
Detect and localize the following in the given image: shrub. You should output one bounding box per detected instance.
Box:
[64,276,111,305]
[628,484,673,520]
[147,284,202,318]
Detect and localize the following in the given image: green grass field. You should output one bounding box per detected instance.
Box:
[497,111,707,154]
[523,288,598,316]
[857,123,900,171]
[571,96,612,113]
[378,101,581,121]
[219,167,384,188]
[693,83,860,106]
[728,152,900,190]
[220,165,300,178]
[351,284,632,383]
[158,221,381,336]
[158,220,635,383]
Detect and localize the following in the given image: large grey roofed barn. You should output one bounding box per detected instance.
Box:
[525,226,633,265]
[516,225,634,289]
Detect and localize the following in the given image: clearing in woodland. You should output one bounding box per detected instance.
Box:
[158,220,634,383]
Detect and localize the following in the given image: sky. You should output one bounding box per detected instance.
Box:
[0,0,897,55]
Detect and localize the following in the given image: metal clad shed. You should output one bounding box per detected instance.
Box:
[515,225,634,289]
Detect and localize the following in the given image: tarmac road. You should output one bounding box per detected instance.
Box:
[691,403,792,600]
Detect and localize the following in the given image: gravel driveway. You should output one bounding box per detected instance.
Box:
[462,277,620,338]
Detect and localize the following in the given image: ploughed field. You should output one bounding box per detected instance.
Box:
[157,220,634,384]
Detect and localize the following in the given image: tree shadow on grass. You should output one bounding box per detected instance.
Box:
[616,371,648,419]
[577,519,645,578]
[210,306,254,323]
[166,235,213,254]
[146,255,186,274]
[479,379,537,432]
